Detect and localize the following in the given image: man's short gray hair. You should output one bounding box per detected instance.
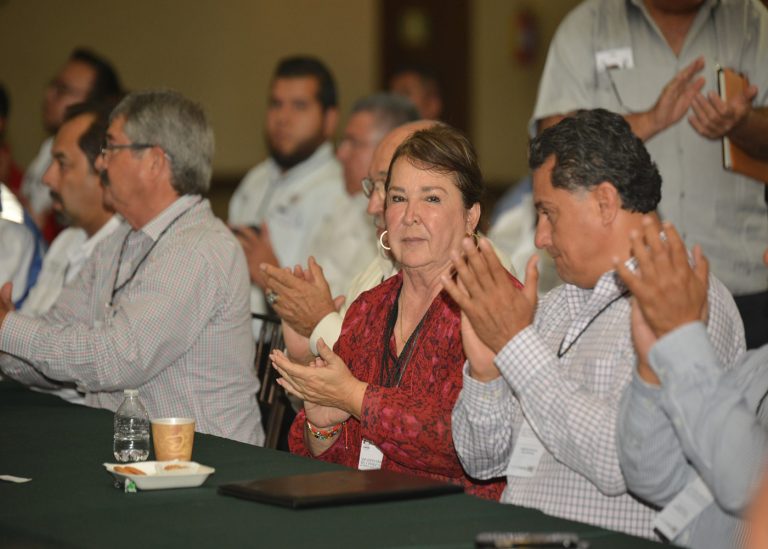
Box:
[351,93,420,138]
[110,89,214,195]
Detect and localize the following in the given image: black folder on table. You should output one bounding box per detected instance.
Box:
[217,469,463,509]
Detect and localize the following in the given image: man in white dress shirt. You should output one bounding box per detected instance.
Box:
[23,101,119,318]
[0,184,41,306]
[229,56,344,320]
[12,102,121,404]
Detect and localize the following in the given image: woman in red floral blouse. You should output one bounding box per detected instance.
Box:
[271,125,521,500]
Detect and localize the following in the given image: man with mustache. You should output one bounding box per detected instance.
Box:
[22,101,120,319]
[2,102,121,404]
[0,90,263,445]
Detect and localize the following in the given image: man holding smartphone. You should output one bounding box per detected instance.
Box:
[229,56,344,320]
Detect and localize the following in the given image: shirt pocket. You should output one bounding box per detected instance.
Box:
[595,66,671,113]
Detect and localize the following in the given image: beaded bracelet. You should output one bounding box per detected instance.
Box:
[306,420,343,440]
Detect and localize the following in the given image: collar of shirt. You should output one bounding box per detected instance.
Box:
[139,194,201,242]
[561,257,634,337]
[629,0,718,12]
[77,215,121,260]
[629,0,719,37]
[65,216,122,284]
[0,183,24,223]
[265,141,335,187]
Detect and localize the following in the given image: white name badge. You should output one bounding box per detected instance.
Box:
[358,439,384,470]
[653,476,714,542]
[505,421,546,478]
[596,47,634,73]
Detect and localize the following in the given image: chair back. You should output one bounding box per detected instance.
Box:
[253,313,287,449]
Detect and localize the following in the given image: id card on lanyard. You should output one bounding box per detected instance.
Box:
[358,286,431,472]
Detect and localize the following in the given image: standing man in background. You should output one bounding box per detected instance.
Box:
[532,0,768,348]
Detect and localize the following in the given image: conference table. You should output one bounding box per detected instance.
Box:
[0,381,666,548]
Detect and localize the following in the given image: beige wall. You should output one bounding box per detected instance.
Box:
[472,0,580,186]
[0,0,378,178]
[0,0,579,194]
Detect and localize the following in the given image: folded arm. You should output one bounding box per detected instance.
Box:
[0,244,224,392]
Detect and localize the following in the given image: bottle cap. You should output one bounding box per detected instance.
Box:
[123,389,139,397]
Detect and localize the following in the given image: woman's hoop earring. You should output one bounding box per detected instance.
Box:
[379,230,391,251]
[466,232,479,247]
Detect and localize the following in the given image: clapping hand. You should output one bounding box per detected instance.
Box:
[270,338,366,421]
[614,218,709,385]
[643,57,706,139]
[262,257,343,337]
[442,237,538,366]
[615,218,708,338]
[689,77,757,139]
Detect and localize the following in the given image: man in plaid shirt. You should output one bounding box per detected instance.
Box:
[443,109,744,539]
[0,90,264,446]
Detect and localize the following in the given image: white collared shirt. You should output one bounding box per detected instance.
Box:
[229,142,345,317]
[22,216,121,318]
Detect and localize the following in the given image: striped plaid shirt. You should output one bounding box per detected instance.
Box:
[0,196,264,445]
[452,262,744,538]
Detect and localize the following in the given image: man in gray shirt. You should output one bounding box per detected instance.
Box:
[532,0,768,348]
[617,220,766,548]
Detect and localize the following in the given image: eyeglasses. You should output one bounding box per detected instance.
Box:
[361,177,386,199]
[100,142,156,159]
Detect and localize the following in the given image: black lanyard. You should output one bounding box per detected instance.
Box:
[557,290,630,359]
[379,286,431,388]
[108,200,199,307]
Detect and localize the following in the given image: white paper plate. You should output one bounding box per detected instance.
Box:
[103,460,215,490]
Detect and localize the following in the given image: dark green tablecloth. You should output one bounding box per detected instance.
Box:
[0,381,664,548]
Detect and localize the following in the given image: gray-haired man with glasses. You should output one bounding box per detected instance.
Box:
[0,90,264,446]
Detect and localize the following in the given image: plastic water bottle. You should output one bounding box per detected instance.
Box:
[113,389,150,462]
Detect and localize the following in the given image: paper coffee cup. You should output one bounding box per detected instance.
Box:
[151,417,195,461]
